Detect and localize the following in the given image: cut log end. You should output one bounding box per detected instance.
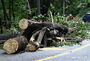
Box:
[19,19,29,30]
[3,39,18,54]
[3,36,28,54]
[25,43,38,52]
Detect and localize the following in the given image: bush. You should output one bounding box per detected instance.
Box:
[46,15,90,46]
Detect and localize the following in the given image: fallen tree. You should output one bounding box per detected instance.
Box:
[19,19,68,31]
[3,18,70,54]
[21,19,68,41]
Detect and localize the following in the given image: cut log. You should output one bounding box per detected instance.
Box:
[33,27,47,47]
[55,37,66,42]
[3,36,28,54]
[29,30,40,43]
[0,33,18,40]
[19,19,68,32]
[25,43,38,52]
[25,27,47,52]
[19,19,40,30]
[22,19,68,41]
[22,23,45,41]
[19,19,29,30]
[0,33,18,44]
[25,30,41,52]
[25,30,39,52]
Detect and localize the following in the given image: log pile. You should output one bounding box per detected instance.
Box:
[3,18,69,54]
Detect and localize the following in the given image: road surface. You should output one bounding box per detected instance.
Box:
[0,39,90,61]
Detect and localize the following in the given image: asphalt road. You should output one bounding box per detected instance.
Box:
[0,39,90,61]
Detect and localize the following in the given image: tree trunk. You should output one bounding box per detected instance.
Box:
[19,19,68,31]
[41,0,51,15]
[0,33,18,40]
[21,19,68,41]
[19,19,40,30]
[37,0,41,15]
[8,0,11,27]
[11,0,15,20]
[3,36,28,54]
[25,27,47,52]
[0,17,2,33]
[1,0,9,22]
[25,30,40,52]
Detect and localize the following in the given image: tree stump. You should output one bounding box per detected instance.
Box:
[3,36,28,54]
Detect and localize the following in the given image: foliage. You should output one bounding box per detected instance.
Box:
[62,19,90,39]
[0,0,90,21]
[46,14,90,46]
[48,0,90,16]
[0,45,3,49]
[33,14,45,21]
[4,27,20,34]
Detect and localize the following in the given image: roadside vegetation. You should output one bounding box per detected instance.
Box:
[51,19,90,46]
[46,15,90,46]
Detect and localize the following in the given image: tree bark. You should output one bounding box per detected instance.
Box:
[37,0,41,15]
[19,19,40,30]
[0,17,2,33]
[21,19,68,41]
[41,0,51,15]
[11,0,15,20]
[0,33,18,40]
[25,27,47,52]
[3,36,28,54]
[19,19,68,32]
[1,0,9,22]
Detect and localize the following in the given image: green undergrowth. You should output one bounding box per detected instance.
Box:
[0,45,3,49]
[50,17,90,46]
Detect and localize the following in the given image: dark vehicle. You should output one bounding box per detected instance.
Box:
[82,14,90,22]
